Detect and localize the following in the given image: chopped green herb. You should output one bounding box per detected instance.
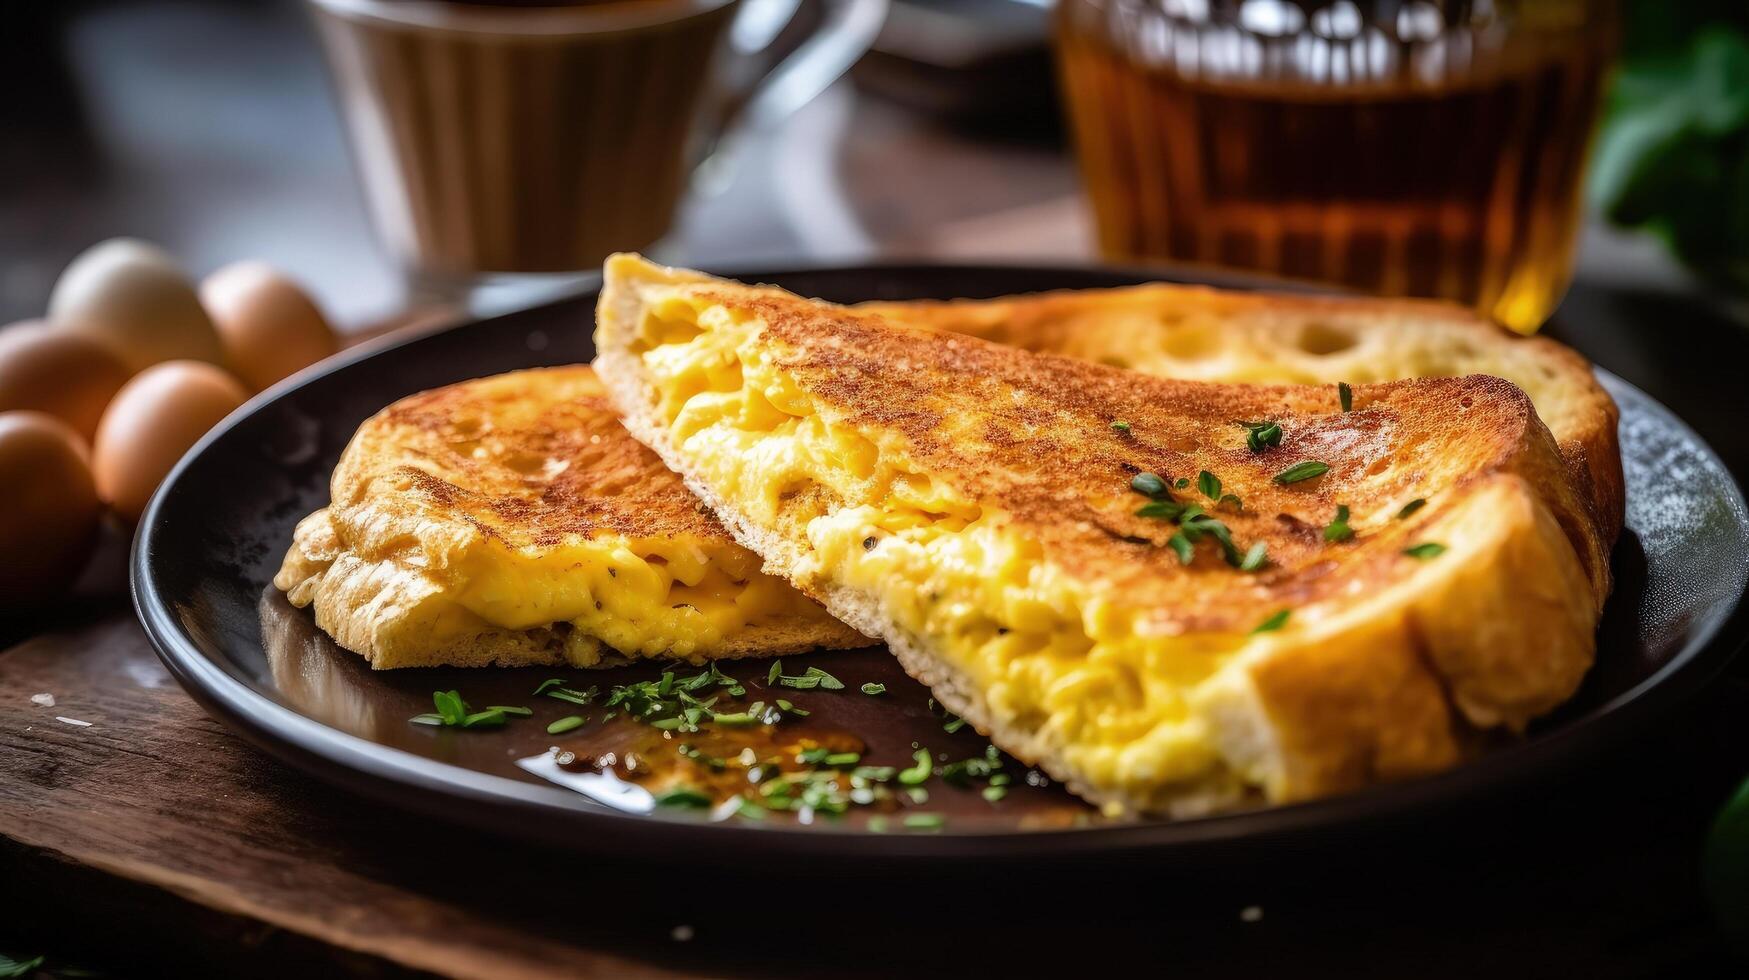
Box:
[1130,472,1168,497]
[773,666,846,691]
[898,748,933,785]
[461,708,508,729]
[860,682,886,696]
[824,752,862,767]
[409,713,445,727]
[654,787,713,809]
[544,686,596,707]
[546,715,585,735]
[1198,470,1222,500]
[533,678,569,696]
[1324,504,1354,543]
[1168,532,1194,565]
[1273,460,1330,484]
[1403,542,1448,559]
[775,698,809,717]
[1239,541,1268,572]
[1175,477,1191,489]
[1217,493,1244,512]
[433,690,467,726]
[1110,420,1132,434]
[488,705,533,716]
[1338,381,1353,412]
[0,955,45,979]
[1137,499,1188,520]
[768,660,782,685]
[903,813,946,830]
[1241,421,1283,452]
[943,715,967,734]
[1397,498,1427,520]
[1252,609,1291,634]
[983,785,1008,803]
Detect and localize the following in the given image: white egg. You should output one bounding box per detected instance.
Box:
[49,238,224,372]
[201,261,338,391]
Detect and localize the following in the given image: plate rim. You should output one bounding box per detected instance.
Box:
[130,261,1749,861]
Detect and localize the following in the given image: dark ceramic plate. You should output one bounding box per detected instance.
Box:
[133,264,1749,863]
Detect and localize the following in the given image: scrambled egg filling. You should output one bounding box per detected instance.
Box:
[318,498,827,667]
[632,296,1258,804]
[442,532,822,663]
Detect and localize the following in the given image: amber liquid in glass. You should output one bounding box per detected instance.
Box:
[1056,2,1614,332]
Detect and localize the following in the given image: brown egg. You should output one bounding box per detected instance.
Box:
[93,360,248,524]
[200,261,337,391]
[49,238,224,372]
[0,320,134,442]
[0,411,102,608]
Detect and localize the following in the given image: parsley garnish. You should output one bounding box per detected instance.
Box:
[415,690,520,730]
[1324,504,1354,542]
[1139,500,1248,567]
[1111,420,1132,434]
[1241,421,1283,452]
[654,787,713,809]
[898,748,933,785]
[0,955,45,979]
[1397,498,1427,519]
[547,715,585,735]
[1338,381,1353,412]
[433,690,466,726]
[766,660,846,690]
[860,682,886,695]
[1175,477,1190,489]
[1198,470,1221,500]
[1239,541,1268,572]
[1273,460,1329,484]
[1404,542,1448,559]
[1130,472,1168,497]
[1252,609,1290,634]
[1168,532,1194,565]
[904,813,946,830]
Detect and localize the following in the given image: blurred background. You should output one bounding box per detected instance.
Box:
[3,0,1743,336]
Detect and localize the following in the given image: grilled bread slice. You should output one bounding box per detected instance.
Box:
[274,365,869,669]
[862,285,1623,546]
[594,255,1608,816]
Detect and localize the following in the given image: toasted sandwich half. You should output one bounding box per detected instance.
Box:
[594,255,1609,816]
[861,284,1624,546]
[275,365,869,669]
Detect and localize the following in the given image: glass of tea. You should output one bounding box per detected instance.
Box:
[307,0,885,306]
[1055,0,1617,333]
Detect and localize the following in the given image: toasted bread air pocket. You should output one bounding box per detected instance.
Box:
[594,255,1606,816]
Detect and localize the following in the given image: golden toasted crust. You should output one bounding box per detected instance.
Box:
[274,366,868,669]
[862,283,1624,548]
[594,255,1606,814]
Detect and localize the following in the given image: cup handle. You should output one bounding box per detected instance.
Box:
[716,0,888,133]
